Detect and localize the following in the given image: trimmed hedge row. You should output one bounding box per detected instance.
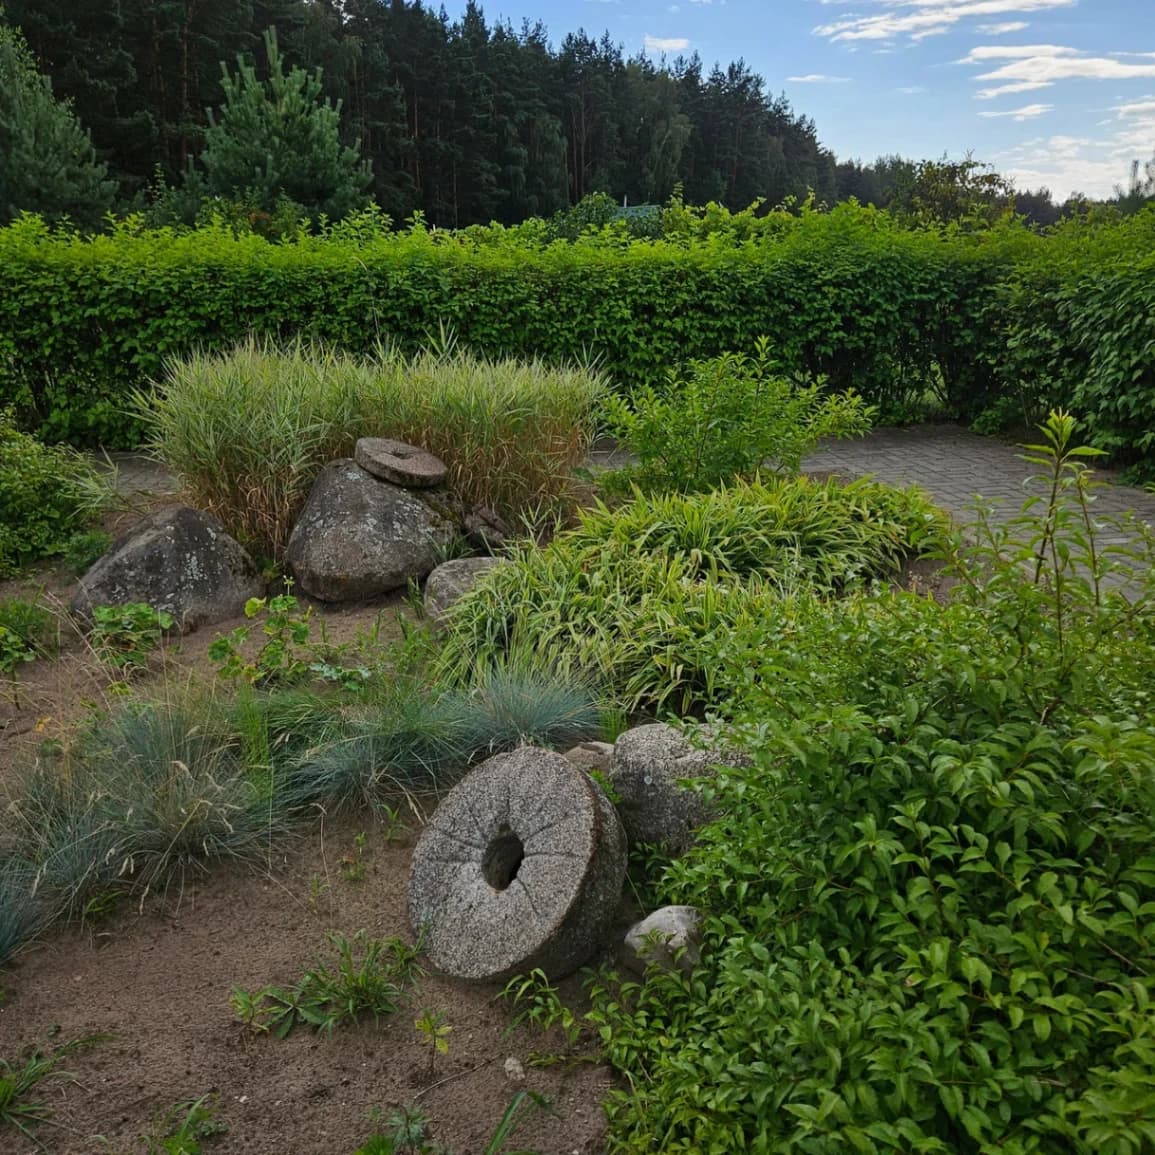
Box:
[2,205,1153,474]
[0,207,1013,447]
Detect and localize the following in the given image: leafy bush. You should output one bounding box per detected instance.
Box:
[139,338,603,556]
[602,336,871,492]
[436,476,946,713]
[587,414,1155,1154]
[0,597,56,675]
[0,204,1002,447]
[0,410,108,576]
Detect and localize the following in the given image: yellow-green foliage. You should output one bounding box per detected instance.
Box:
[138,338,604,556]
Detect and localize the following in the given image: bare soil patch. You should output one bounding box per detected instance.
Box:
[0,814,613,1154]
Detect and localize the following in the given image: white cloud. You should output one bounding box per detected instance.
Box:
[980,21,1029,33]
[787,73,852,82]
[962,44,1155,98]
[994,99,1155,198]
[815,1,1074,46]
[978,101,1053,119]
[644,35,690,52]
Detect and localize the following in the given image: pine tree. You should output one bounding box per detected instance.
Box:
[0,19,116,228]
[195,26,372,221]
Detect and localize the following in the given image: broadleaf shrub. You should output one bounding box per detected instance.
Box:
[601,336,872,492]
[586,414,1155,1154]
[0,409,108,576]
[0,204,1008,446]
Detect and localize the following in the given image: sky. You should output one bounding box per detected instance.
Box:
[461,0,1155,200]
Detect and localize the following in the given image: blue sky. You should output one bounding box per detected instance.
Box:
[462,0,1155,199]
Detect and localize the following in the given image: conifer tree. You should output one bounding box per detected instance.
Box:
[196,26,371,221]
[0,19,116,228]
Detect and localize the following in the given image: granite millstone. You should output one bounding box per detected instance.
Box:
[354,438,448,489]
[409,747,628,982]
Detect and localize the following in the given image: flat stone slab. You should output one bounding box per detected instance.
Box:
[409,747,627,982]
[355,438,448,489]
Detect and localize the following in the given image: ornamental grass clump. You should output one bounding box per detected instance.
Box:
[138,338,604,557]
[436,475,947,713]
[0,701,290,956]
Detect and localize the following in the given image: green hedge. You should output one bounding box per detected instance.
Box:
[0,206,1011,447]
[2,205,1154,473]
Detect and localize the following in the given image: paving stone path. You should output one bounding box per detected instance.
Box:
[803,425,1155,538]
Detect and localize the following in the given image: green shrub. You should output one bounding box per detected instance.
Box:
[436,476,947,714]
[0,410,108,576]
[0,204,1004,447]
[0,597,56,675]
[139,338,603,556]
[587,414,1155,1154]
[602,337,871,492]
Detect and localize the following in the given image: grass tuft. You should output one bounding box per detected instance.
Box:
[138,338,604,556]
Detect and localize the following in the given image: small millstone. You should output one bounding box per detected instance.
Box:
[354,438,448,488]
[408,747,628,982]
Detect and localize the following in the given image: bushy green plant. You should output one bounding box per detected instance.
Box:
[0,410,108,575]
[62,529,112,575]
[436,476,947,713]
[231,930,420,1037]
[89,602,173,673]
[139,338,603,555]
[0,203,1000,447]
[602,337,871,492]
[586,414,1155,1154]
[0,597,56,673]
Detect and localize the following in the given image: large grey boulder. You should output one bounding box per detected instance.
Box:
[354,438,448,489]
[622,905,703,975]
[409,746,628,982]
[423,557,508,623]
[71,506,262,633]
[609,723,747,853]
[286,460,455,602]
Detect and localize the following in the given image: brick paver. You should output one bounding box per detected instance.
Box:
[803,425,1155,536]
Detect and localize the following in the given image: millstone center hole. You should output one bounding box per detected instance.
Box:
[482,825,525,892]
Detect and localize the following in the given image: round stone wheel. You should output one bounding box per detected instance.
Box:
[409,747,628,982]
